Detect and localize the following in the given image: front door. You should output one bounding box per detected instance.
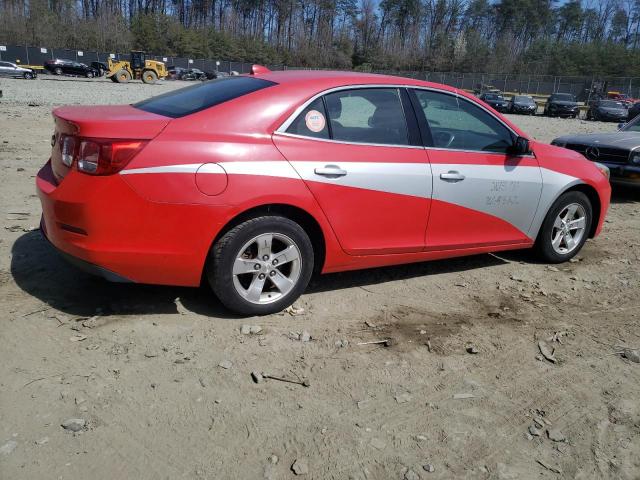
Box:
[274,87,432,255]
[410,88,543,250]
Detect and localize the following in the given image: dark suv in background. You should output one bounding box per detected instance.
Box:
[478,92,510,112]
[508,95,538,115]
[544,93,579,118]
[44,59,100,78]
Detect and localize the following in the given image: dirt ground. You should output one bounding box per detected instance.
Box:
[1,76,639,480]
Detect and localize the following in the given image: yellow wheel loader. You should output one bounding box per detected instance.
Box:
[107,51,167,84]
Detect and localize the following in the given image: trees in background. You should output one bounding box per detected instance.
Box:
[2,0,640,75]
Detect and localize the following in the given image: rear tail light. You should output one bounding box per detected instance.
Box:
[58,135,147,175]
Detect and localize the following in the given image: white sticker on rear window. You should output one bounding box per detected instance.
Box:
[305,110,326,133]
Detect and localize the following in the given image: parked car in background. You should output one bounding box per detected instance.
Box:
[37,67,610,315]
[478,92,509,112]
[544,93,579,118]
[0,61,37,79]
[91,61,109,76]
[181,68,208,81]
[586,99,628,122]
[508,95,537,115]
[44,59,99,78]
[552,116,640,186]
[627,102,640,121]
[166,66,186,80]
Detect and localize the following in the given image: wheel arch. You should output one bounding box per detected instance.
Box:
[559,183,601,238]
[208,203,327,276]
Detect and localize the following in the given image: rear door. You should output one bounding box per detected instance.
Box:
[410,88,543,249]
[273,87,432,255]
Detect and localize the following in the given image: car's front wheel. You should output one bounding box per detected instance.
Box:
[535,191,592,263]
[208,216,314,315]
[23,72,33,79]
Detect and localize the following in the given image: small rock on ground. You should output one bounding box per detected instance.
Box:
[404,469,421,480]
[61,418,85,432]
[622,349,640,363]
[291,458,309,475]
[547,428,566,442]
[423,464,435,472]
[218,360,233,369]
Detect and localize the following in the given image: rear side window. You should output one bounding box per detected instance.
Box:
[286,88,410,146]
[325,88,409,145]
[134,77,277,118]
[285,98,329,139]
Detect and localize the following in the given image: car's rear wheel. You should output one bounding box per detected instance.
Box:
[208,216,314,315]
[54,67,62,75]
[535,191,592,263]
[85,71,94,78]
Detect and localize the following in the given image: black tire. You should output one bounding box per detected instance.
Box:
[23,72,33,79]
[54,67,62,75]
[85,71,94,78]
[142,70,158,84]
[115,69,131,83]
[534,191,593,263]
[208,216,314,315]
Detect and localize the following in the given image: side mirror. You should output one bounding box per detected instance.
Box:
[618,122,627,130]
[510,136,531,155]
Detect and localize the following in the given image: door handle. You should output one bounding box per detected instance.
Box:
[314,165,347,177]
[440,171,465,182]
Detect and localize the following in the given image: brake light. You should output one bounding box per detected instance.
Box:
[58,136,147,175]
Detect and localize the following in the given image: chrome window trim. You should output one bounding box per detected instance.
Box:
[274,131,424,150]
[275,83,521,144]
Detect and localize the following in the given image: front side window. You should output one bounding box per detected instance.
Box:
[286,88,409,146]
[413,89,514,153]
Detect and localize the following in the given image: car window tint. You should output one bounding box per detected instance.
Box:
[286,98,329,139]
[133,77,277,118]
[324,88,409,145]
[414,89,514,153]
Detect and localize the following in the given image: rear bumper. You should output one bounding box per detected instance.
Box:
[40,219,132,282]
[36,160,220,286]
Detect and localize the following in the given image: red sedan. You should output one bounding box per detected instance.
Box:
[37,67,611,315]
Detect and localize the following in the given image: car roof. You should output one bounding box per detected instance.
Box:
[254,69,458,93]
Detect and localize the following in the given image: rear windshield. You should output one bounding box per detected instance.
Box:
[133,76,277,118]
[514,96,534,104]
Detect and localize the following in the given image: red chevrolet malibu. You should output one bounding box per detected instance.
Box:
[37,67,611,315]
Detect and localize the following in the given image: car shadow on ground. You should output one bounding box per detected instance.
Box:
[11,231,516,319]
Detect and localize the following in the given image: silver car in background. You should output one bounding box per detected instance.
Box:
[552,117,640,186]
[0,61,37,79]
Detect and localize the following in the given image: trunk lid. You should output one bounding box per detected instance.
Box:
[50,105,170,182]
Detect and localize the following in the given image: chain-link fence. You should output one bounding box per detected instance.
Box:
[1,44,638,99]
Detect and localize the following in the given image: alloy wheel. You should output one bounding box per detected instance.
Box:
[232,233,302,304]
[550,203,587,255]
